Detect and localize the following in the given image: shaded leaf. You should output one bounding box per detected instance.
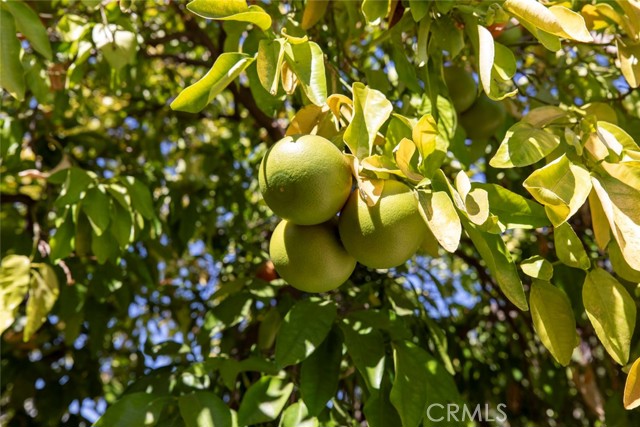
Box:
[530,280,578,366]
[583,268,637,365]
[340,316,386,390]
[171,53,255,113]
[279,401,317,427]
[82,187,111,236]
[4,0,52,59]
[49,210,75,262]
[55,167,93,207]
[300,328,342,416]
[301,0,330,30]
[257,38,286,95]
[473,183,550,229]
[364,377,402,427]
[122,177,155,220]
[0,9,25,101]
[94,393,169,427]
[24,265,59,341]
[362,0,390,24]
[275,299,337,368]
[554,222,590,270]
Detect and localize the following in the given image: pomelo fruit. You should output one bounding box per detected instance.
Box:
[338,180,427,269]
[444,66,477,113]
[459,94,506,140]
[259,134,353,225]
[269,219,356,293]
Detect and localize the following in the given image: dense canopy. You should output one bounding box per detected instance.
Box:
[1,0,640,426]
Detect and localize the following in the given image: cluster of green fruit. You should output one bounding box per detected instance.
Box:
[259,135,427,293]
[445,66,506,141]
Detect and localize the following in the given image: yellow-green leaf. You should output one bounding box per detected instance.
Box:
[301,0,330,30]
[490,122,561,168]
[609,240,640,283]
[477,25,495,97]
[588,190,610,250]
[283,41,327,106]
[523,155,592,226]
[0,9,25,101]
[417,190,461,253]
[344,83,392,159]
[548,5,594,43]
[187,0,272,31]
[504,0,564,35]
[624,357,640,410]
[171,53,255,113]
[530,280,578,366]
[411,114,438,161]
[24,265,60,341]
[617,38,640,89]
[0,255,31,334]
[257,38,286,95]
[591,174,640,271]
[554,222,590,270]
[583,268,636,365]
[521,256,553,280]
[392,138,423,182]
[473,183,551,229]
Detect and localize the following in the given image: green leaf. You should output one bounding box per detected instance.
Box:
[416,190,461,253]
[110,199,133,249]
[504,0,564,35]
[24,264,59,341]
[55,167,93,207]
[523,155,592,226]
[522,106,568,127]
[121,177,155,220]
[300,328,342,416]
[362,0,390,24]
[0,255,31,334]
[4,1,52,59]
[94,393,169,427]
[432,16,464,59]
[91,228,119,264]
[301,0,330,30]
[187,1,272,31]
[171,53,255,113]
[0,9,25,101]
[283,41,327,106]
[490,122,561,168]
[618,43,640,86]
[609,240,640,283]
[591,174,640,271]
[530,280,578,366]
[390,341,461,427]
[344,82,393,159]
[583,268,637,365]
[409,0,430,22]
[472,183,550,229]
[363,377,402,427]
[521,256,554,280]
[178,391,236,427]
[258,307,282,351]
[49,209,75,262]
[237,376,293,426]
[257,39,286,95]
[82,187,111,236]
[279,401,317,427]
[275,299,337,368]
[554,222,590,270]
[340,317,386,390]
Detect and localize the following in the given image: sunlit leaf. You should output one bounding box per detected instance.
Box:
[94,393,169,427]
[624,357,640,410]
[279,401,317,427]
[187,1,272,30]
[0,255,31,334]
[523,155,592,226]
[417,190,461,253]
[617,38,640,89]
[530,280,578,366]
[504,0,564,35]
[362,0,391,24]
[344,83,392,159]
[491,122,561,168]
[237,376,293,426]
[583,268,636,365]
[283,41,327,106]
[301,0,330,30]
[473,183,550,229]
[171,53,255,113]
[24,265,59,341]
[257,39,286,95]
[521,256,554,280]
[340,316,385,390]
[548,6,594,43]
[4,1,52,59]
[179,391,235,427]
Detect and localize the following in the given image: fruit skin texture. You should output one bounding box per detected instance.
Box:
[459,94,506,141]
[259,134,353,226]
[269,220,356,293]
[338,180,427,269]
[444,66,477,113]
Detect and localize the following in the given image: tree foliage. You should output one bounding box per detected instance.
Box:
[1,0,640,426]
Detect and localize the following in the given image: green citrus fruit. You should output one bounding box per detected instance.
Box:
[259,134,353,225]
[496,25,523,46]
[459,94,506,140]
[338,180,427,269]
[269,219,356,293]
[444,66,477,113]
